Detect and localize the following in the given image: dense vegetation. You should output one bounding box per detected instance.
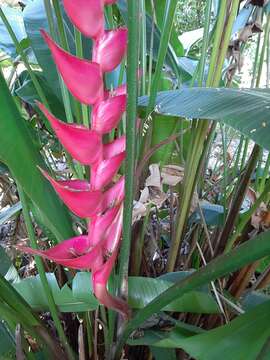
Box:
[0,0,270,359]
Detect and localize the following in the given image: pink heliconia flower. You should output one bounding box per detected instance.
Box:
[38,102,103,165]
[92,95,126,134]
[101,177,125,211]
[103,135,126,158]
[103,0,117,4]
[20,0,130,318]
[88,206,120,247]
[63,0,104,39]
[93,28,128,72]
[91,152,125,190]
[41,170,102,218]
[41,30,103,105]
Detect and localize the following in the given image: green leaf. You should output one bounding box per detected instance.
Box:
[178,301,270,360]
[0,247,19,283]
[0,70,73,241]
[128,276,219,313]
[74,272,218,313]
[128,301,270,360]
[115,230,270,353]
[150,347,176,360]
[14,273,98,313]
[117,0,181,78]
[139,88,270,150]
[145,0,184,57]
[0,202,21,226]
[0,322,15,359]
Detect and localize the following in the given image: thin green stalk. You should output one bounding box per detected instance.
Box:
[240,138,249,171]
[74,27,89,127]
[197,0,212,86]
[259,152,270,194]
[115,229,270,357]
[206,0,227,86]
[251,33,261,88]
[213,0,240,84]
[18,185,75,360]
[118,0,139,298]
[146,0,178,113]
[140,0,147,95]
[167,0,240,271]
[221,124,228,220]
[0,9,49,109]
[256,14,270,88]
[255,147,263,192]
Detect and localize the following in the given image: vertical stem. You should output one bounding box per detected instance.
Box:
[18,186,75,360]
[167,0,240,272]
[256,14,270,88]
[118,0,139,297]
[197,0,212,86]
[251,33,261,88]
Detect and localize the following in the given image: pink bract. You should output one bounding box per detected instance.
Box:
[41,30,103,105]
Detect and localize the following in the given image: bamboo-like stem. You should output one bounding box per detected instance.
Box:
[0,8,49,109]
[251,33,261,88]
[74,28,89,127]
[197,0,212,86]
[256,14,270,88]
[167,1,240,272]
[118,0,139,298]
[18,186,75,360]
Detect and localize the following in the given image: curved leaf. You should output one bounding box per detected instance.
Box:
[139,88,270,150]
[0,71,73,241]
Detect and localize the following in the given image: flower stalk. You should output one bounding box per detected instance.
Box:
[19,0,129,318]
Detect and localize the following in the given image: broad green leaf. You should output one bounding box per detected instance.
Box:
[128,301,270,360]
[14,273,98,312]
[178,300,270,360]
[0,70,73,241]
[150,115,180,164]
[116,230,270,350]
[139,88,270,150]
[150,347,176,360]
[73,272,219,314]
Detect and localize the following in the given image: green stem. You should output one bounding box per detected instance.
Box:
[256,14,270,88]
[18,185,75,360]
[118,0,139,298]
[0,8,49,109]
[251,33,261,88]
[197,0,212,86]
[167,0,240,271]
[259,152,270,194]
[146,0,178,112]
[74,28,89,127]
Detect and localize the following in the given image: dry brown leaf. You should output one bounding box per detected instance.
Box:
[161,165,184,186]
[145,164,162,189]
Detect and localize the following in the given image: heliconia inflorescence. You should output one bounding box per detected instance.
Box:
[18,0,130,318]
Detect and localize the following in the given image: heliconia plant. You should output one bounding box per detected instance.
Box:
[18,0,130,318]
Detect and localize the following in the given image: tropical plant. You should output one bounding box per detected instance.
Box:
[0,0,270,359]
